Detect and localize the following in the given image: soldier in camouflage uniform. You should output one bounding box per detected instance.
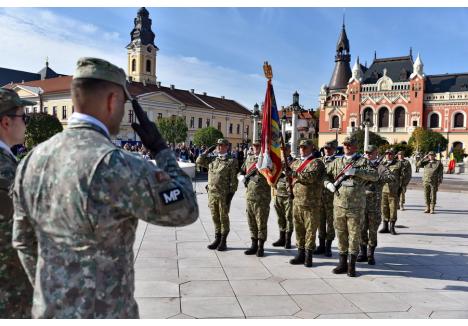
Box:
[12,58,199,318]
[397,151,412,211]
[417,151,443,214]
[196,138,238,251]
[0,88,34,318]
[272,144,294,249]
[379,148,403,235]
[288,139,325,267]
[324,136,378,277]
[314,140,337,257]
[240,142,271,257]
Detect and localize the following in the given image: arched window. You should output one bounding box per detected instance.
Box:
[362,107,374,125]
[378,107,389,128]
[331,115,340,129]
[146,60,151,73]
[454,112,464,128]
[394,107,406,128]
[453,141,463,149]
[131,59,136,72]
[429,113,440,128]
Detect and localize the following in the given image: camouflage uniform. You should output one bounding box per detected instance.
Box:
[318,155,336,241]
[12,58,198,319]
[418,156,443,212]
[398,158,412,209]
[273,158,294,233]
[381,159,403,223]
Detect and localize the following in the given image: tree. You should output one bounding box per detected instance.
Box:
[25,113,63,148]
[156,116,188,145]
[193,127,224,147]
[378,143,413,157]
[350,129,388,153]
[408,127,448,154]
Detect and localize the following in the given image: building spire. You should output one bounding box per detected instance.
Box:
[410,46,413,59]
[329,21,352,90]
[374,50,377,60]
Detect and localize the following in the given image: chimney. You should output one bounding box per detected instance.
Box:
[203,92,207,96]
[190,89,195,94]
[157,81,161,87]
[221,96,225,99]
[170,84,175,90]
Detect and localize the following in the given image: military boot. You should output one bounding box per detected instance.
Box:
[424,206,430,213]
[347,254,357,277]
[284,231,293,249]
[244,238,258,255]
[304,249,313,267]
[367,245,376,265]
[430,205,435,214]
[356,245,367,262]
[313,238,326,255]
[217,232,228,251]
[207,233,221,250]
[256,239,265,257]
[332,253,348,274]
[379,221,390,233]
[289,248,305,265]
[272,231,285,247]
[325,240,333,257]
[390,222,397,235]
[400,203,405,211]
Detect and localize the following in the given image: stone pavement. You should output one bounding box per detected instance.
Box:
[133,175,468,319]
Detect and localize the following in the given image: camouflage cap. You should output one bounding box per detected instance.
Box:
[73,57,131,100]
[299,139,314,147]
[397,150,404,155]
[342,136,358,146]
[216,138,229,145]
[324,140,337,149]
[0,88,35,114]
[385,148,395,154]
[428,151,436,155]
[365,144,378,153]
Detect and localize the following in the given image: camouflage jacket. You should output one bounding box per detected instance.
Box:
[241,154,271,202]
[320,155,337,203]
[381,159,403,194]
[324,155,379,209]
[196,153,238,196]
[12,121,198,318]
[399,159,413,187]
[290,156,326,207]
[0,147,33,318]
[274,155,293,198]
[419,159,444,185]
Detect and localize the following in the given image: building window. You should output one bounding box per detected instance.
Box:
[72,106,75,113]
[206,118,210,127]
[229,123,233,134]
[429,113,440,128]
[146,60,151,73]
[413,120,418,127]
[331,115,339,129]
[246,125,249,135]
[237,124,240,134]
[190,117,195,128]
[198,118,203,128]
[351,121,356,128]
[52,106,57,117]
[158,113,163,119]
[33,107,37,113]
[128,110,134,123]
[378,107,389,128]
[43,107,48,114]
[62,106,67,120]
[454,112,464,128]
[362,107,373,124]
[132,59,136,72]
[394,107,405,128]
[217,122,222,131]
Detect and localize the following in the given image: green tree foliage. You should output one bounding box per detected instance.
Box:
[156,116,188,145]
[408,127,448,154]
[350,129,388,153]
[453,147,466,162]
[193,126,224,147]
[25,113,63,148]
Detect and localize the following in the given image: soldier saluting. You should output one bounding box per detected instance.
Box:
[417,151,443,214]
[12,58,198,318]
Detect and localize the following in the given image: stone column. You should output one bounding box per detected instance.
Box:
[252,115,259,143]
[291,110,299,157]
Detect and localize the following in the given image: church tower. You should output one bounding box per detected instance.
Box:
[328,22,352,90]
[126,7,158,84]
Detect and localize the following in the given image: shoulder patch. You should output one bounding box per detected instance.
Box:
[159,187,185,205]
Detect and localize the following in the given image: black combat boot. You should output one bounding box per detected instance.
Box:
[347,254,357,277]
[217,232,228,251]
[367,245,376,265]
[207,233,221,250]
[379,221,390,233]
[304,249,313,267]
[257,239,265,257]
[289,248,305,265]
[389,222,397,235]
[313,238,326,255]
[424,205,430,213]
[284,231,293,249]
[356,245,367,262]
[332,253,348,274]
[272,231,285,247]
[325,240,333,257]
[244,238,258,255]
[430,205,435,214]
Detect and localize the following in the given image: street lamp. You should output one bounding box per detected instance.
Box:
[362,111,373,152]
[252,103,260,143]
[281,110,288,141]
[290,91,303,158]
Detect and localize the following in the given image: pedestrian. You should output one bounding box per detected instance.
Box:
[196,138,238,251]
[0,88,34,318]
[417,151,443,214]
[324,136,378,277]
[397,150,412,211]
[11,57,199,318]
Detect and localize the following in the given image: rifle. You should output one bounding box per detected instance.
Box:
[243,163,259,187]
[280,134,294,200]
[333,154,361,191]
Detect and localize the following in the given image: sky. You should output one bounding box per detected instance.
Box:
[1,7,468,110]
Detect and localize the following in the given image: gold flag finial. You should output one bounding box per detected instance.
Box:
[263,61,273,80]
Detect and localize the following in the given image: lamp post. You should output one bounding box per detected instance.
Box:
[290,91,302,158]
[252,103,260,143]
[281,110,287,141]
[362,111,373,152]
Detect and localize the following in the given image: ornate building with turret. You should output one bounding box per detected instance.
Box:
[318,23,468,152]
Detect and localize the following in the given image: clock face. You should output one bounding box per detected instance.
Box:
[147,46,152,53]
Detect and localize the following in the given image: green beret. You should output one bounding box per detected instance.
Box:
[0,88,35,114]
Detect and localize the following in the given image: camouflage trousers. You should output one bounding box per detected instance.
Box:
[273,195,293,232]
[318,192,335,241]
[381,192,398,223]
[399,185,407,206]
[334,206,362,255]
[208,192,231,235]
[293,204,320,250]
[424,183,438,207]
[361,193,381,247]
[246,199,270,240]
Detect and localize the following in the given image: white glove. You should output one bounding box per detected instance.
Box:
[345,168,356,176]
[237,175,245,182]
[326,183,336,193]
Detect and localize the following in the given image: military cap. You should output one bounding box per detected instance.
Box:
[252,140,261,146]
[385,148,395,154]
[216,138,229,145]
[284,143,291,149]
[73,57,132,100]
[299,139,314,147]
[397,150,404,155]
[324,140,337,149]
[0,88,35,114]
[428,151,436,155]
[342,136,358,146]
[365,144,378,153]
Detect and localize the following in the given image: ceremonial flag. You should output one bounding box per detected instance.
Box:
[257,77,283,186]
[448,146,456,173]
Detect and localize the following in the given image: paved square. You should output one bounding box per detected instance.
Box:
[133,172,468,318]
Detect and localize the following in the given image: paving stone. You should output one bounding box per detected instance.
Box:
[393,291,468,310]
[281,279,337,295]
[430,310,468,318]
[325,278,386,293]
[134,267,179,282]
[180,280,234,297]
[230,279,287,296]
[237,295,300,317]
[265,265,321,279]
[179,266,227,281]
[137,297,180,319]
[224,266,271,280]
[137,246,177,258]
[134,257,178,269]
[317,313,370,319]
[343,292,411,313]
[135,280,179,298]
[181,297,244,318]
[294,311,320,319]
[292,294,361,314]
[178,256,221,268]
[168,313,195,319]
[177,241,218,258]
